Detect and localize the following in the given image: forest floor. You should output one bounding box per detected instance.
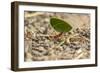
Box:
[24,11,90,61]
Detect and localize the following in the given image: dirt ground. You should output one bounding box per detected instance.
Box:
[24,11,90,61]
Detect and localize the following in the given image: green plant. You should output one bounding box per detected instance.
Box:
[50,17,72,39]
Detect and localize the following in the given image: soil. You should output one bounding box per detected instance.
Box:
[24,11,90,61]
